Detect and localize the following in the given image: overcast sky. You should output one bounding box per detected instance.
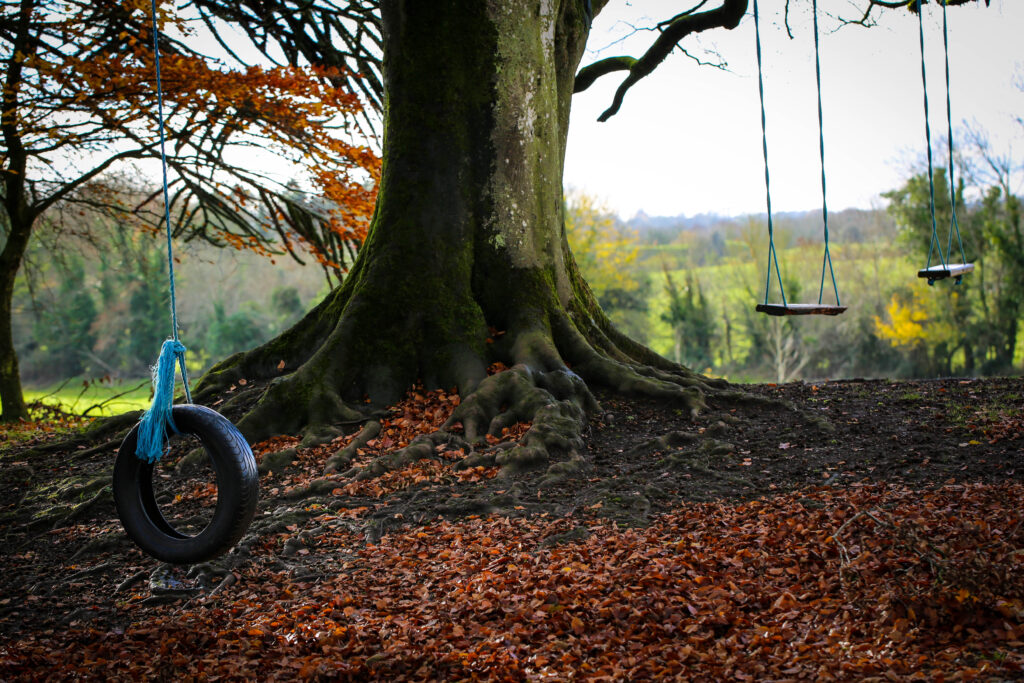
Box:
[564,0,1024,219]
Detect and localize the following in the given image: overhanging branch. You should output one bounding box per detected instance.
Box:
[577,0,986,121]
[579,0,748,122]
[573,56,637,93]
[845,0,988,26]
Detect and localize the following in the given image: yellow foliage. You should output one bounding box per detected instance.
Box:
[874,291,928,348]
[564,190,640,297]
[874,285,966,353]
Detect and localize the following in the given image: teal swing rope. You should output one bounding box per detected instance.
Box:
[917,0,968,284]
[811,0,840,306]
[754,0,841,308]
[940,0,968,271]
[752,0,786,307]
[917,0,943,275]
[135,0,193,464]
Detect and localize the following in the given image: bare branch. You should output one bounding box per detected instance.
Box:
[588,0,748,122]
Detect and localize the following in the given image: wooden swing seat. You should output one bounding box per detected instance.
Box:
[917,263,974,281]
[756,303,847,316]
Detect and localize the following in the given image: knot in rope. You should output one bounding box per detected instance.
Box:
[135,339,187,463]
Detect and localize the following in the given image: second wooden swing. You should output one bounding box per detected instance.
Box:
[914,0,973,285]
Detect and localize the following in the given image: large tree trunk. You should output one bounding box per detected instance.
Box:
[195,0,730,480]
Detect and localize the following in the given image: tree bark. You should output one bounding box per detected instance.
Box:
[196,0,733,480]
[0,0,36,422]
[0,212,32,422]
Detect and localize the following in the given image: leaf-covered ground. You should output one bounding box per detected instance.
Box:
[1,377,1022,680]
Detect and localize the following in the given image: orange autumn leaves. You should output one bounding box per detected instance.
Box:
[248,385,524,501]
[2,483,1021,680]
[11,0,378,272]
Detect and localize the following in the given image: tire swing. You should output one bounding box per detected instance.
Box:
[914,0,973,285]
[112,1,258,565]
[752,0,847,316]
[114,403,259,565]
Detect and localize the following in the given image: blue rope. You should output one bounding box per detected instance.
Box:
[136,340,185,463]
[940,0,968,282]
[136,0,192,463]
[753,0,786,307]
[812,0,840,306]
[917,0,945,284]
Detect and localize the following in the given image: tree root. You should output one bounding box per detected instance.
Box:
[21,411,138,461]
[325,421,381,474]
[194,272,747,500]
[325,340,740,496]
[69,535,127,562]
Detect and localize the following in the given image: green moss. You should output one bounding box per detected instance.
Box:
[259,447,297,475]
[25,474,108,506]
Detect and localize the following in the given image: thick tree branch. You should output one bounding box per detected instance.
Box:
[573,55,636,94]
[846,0,988,26]
[576,0,986,118]
[585,0,748,122]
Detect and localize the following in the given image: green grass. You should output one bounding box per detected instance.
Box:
[24,377,151,417]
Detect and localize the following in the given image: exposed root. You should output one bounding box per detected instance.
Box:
[625,430,701,458]
[554,311,721,414]
[325,421,381,473]
[327,337,737,494]
[203,267,748,498]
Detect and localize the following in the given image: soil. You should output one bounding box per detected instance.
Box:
[0,376,1021,643]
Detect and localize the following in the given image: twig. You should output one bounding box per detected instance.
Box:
[832,506,949,591]
[80,379,150,417]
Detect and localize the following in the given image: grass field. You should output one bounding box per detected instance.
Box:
[23,377,151,417]
[638,245,921,379]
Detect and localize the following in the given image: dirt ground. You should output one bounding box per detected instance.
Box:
[0,376,1021,655]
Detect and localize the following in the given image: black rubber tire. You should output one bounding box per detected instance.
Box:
[113,404,258,565]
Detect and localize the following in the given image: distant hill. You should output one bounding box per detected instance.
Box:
[628,211,728,234]
[624,207,896,245]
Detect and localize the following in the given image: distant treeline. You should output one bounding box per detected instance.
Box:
[12,214,327,386]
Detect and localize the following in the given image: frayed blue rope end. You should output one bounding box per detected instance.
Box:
[136,339,186,463]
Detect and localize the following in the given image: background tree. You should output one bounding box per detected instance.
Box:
[976,185,1022,371]
[26,254,97,380]
[882,168,976,374]
[878,120,1023,376]
[962,126,1023,373]
[661,266,715,372]
[564,190,649,343]
[0,0,379,420]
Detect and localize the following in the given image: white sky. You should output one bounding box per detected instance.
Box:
[564,0,1024,219]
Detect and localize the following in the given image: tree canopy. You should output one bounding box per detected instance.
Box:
[0,0,381,420]
[1,0,378,268]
